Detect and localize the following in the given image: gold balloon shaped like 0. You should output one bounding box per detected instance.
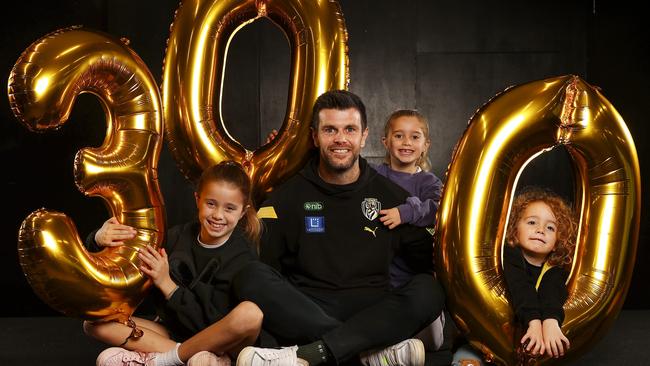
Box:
[8,27,166,322]
[436,75,641,365]
[162,0,349,203]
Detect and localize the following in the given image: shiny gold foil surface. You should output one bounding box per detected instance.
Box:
[8,27,166,322]
[436,75,641,365]
[162,0,349,203]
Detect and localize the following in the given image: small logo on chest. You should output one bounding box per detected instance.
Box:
[364,226,379,237]
[303,202,323,211]
[361,198,381,221]
[305,216,325,233]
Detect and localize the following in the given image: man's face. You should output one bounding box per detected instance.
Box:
[312,108,368,175]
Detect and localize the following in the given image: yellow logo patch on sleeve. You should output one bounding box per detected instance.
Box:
[257,206,278,219]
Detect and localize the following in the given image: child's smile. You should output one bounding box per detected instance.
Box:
[383,116,430,173]
[195,181,246,245]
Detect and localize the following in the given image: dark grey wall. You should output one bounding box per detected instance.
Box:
[1,0,647,315]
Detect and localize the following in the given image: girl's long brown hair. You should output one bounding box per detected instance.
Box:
[196,161,261,245]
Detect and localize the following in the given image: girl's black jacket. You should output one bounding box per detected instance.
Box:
[503,245,569,327]
[87,222,257,341]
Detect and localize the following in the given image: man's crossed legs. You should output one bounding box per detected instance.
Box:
[232,262,445,366]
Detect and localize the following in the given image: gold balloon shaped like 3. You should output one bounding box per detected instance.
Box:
[162,0,349,203]
[436,75,641,365]
[8,27,166,322]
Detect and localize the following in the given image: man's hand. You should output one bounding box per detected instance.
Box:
[521,319,545,356]
[265,129,279,144]
[379,207,402,229]
[95,217,137,247]
[542,318,570,358]
[138,246,177,299]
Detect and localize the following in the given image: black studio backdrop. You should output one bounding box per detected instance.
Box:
[1,0,648,316]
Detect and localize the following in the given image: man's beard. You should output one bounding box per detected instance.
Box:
[320,150,359,174]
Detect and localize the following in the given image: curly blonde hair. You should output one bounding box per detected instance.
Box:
[506,187,578,268]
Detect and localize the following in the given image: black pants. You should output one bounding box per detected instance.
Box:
[233,261,445,364]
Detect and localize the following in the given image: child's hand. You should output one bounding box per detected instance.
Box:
[521,319,545,356]
[138,246,177,298]
[542,318,570,358]
[95,217,137,247]
[379,207,402,229]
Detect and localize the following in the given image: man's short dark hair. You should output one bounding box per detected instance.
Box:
[311,90,367,130]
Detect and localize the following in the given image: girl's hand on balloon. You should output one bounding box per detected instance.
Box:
[95,217,137,247]
[138,246,177,298]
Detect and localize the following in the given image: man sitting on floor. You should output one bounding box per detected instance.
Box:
[234,90,445,366]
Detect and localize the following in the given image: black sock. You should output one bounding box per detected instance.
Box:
[297,340,331,366]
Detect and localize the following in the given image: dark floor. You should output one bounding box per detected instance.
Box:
[1,310,648,365]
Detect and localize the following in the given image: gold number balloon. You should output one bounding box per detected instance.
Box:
[8,27,165,322]
[436,75,641,365]
[162,0,348,202]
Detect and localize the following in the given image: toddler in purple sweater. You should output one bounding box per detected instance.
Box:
[374,109,444,350]
[376,110,442,229]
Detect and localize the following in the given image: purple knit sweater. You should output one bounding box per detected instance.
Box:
[372,163,442,227]
[372,163,442,287]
